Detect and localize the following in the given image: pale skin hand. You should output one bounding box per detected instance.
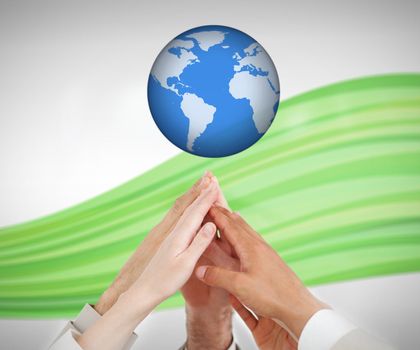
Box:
[94,171,233,350]
[181,176,234,350]
[95,171,213,315]
[77,178,220,350]
[131,179,219,303]
[196,206,327,340]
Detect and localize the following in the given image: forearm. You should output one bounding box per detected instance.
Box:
[186,304,233,350]
[94,241,157,315]
[77,287,156,350]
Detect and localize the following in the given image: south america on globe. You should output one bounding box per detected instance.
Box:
[147,25,280,157]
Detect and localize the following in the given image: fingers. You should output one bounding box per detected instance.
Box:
[184,222,217,262]
[234,211,267,243]
[213,176,230,210]
[204,241,239,270]
[195,265,241,294]
[208,206,249,259]
[172,179,218,246]
[160,172,212,231]
[217,235,235,256]
[230,295,258,331]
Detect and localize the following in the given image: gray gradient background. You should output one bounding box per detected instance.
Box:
[0,0,420,349]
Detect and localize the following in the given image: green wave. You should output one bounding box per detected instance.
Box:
[1,74,420,318]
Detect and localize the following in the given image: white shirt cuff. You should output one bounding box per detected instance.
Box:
[49,304,138,350]
[298,309,357,350]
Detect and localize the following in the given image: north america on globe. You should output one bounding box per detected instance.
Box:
[147,25,280,157]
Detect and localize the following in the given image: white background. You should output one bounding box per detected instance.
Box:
[0,0,420,349]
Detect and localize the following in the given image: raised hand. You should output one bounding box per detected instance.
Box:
[181,175,234,350]
[230,296,297,350]
[204,237,297,350]
[131,177,219,303]
[95,171,213,314]
[196,206,326,340]
[77,176,220,350]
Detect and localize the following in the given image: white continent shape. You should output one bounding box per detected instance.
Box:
[229,42,280,133]
[229,71,278,134]
[185,31,226,51]
[180,93,216,151]
[151,39,198,95]
[234,42,280,93]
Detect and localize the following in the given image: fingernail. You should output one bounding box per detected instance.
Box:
[196,266,207,279]
[203,223,214,236]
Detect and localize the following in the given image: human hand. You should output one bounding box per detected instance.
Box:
[128,177,219,305]
[231,296,297,350]
[77,176,220,350]
[182,255,234,350]
[181,176,234,350]
[204,238,297,350]
[95,171,213,315]
[196,206,326,339]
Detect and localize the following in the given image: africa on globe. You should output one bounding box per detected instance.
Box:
[147,25,280,157]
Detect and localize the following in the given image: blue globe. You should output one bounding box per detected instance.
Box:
[148,25,280,157]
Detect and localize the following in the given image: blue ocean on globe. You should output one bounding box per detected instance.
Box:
[147,25,280,157]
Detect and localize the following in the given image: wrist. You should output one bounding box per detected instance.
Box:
[275,290,326,339]
[116,283,159,323]
[186,304,233,350]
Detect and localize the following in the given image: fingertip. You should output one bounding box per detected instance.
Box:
[212,174,219,183]
[201,178,217,193]
[203,222,216,237]
[200,175,211,189]
[195,265,208,279]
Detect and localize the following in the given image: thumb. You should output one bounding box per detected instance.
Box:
[195,265,240,294]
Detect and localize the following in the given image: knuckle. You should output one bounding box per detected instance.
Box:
[231,212,241,221]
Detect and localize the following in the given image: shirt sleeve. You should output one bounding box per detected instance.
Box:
[298,309,394,350]
[48,304,138,350]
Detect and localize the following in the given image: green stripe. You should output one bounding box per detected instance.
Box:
[1,73,420,318]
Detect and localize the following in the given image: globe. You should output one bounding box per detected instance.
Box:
[147,25,280,157]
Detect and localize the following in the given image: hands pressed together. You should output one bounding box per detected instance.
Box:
[77,172,325,350]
